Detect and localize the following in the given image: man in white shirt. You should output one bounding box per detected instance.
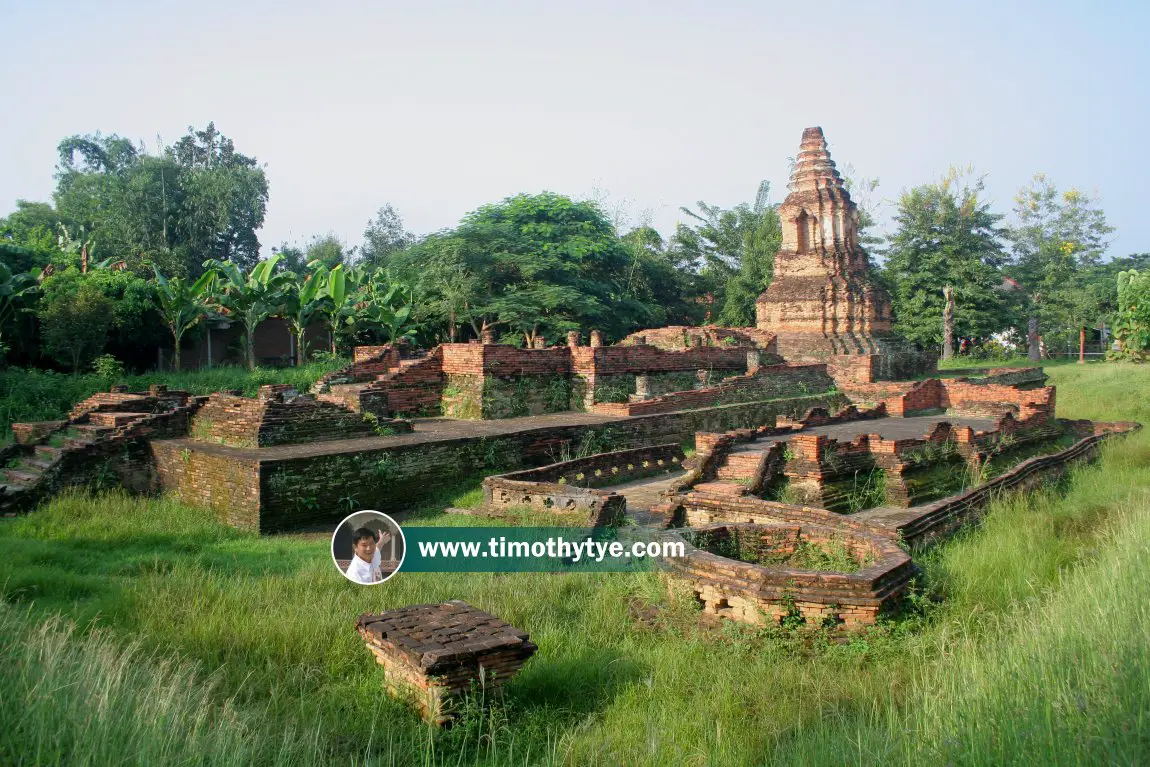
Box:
[344,527,384,584]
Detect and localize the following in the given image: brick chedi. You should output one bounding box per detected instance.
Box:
[756,127,934,382]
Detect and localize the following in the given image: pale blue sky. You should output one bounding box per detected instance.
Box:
[2,0,1147,256]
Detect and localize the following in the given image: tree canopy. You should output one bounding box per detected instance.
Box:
[883,169,1010,356]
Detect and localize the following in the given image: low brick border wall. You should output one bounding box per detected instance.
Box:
[663,521,913,628]
[479,443,685,526]
[489,443,685,488]
[856,421,1141,545]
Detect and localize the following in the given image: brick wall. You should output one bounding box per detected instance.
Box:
[842,378,1054,422]
[152,442,262,530]
[489,443,685,488]
[479,480,626,527]
[192,389,379,447]
[365,349,446,417]
[666,521,913,628]
[589,363,834,416]
[571,344,750,376]
[662,422,1139,546]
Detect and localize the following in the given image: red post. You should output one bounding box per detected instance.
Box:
[1079,326,1086,364]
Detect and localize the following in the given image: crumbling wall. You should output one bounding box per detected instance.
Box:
[191,386,381,448]
[619,326,778,352]
[843,378,1055,422]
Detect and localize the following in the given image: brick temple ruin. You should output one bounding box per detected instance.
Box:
[756,127,933,381]
[0,127,1140,634]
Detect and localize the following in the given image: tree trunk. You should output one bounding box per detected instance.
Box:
[1079,326,1086,364]
[941,285,955,361]
[246,328,256,371]
[1027,317,1041,362]
[172,329,182,373]
[296,329,308,365]
[80,244,89,274]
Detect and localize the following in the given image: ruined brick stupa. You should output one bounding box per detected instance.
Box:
[755,127,934,380]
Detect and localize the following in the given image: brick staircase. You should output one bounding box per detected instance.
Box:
[693,441,787,498]
[318,350,444,417]
[1,399,199,517]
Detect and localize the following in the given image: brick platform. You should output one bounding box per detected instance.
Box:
[356,601,537,725]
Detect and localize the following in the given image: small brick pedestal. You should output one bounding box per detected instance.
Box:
[356,601,538,725]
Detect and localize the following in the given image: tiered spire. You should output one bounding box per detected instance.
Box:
[787,127,846,194]
[755,127,890,339]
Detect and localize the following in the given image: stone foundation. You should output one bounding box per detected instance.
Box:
[153,393,845,532]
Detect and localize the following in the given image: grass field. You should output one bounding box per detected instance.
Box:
[1,362,1148,765]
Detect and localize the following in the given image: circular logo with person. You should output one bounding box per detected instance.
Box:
[331,510,406,585]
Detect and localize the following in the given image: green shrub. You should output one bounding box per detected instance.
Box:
[91,354,125,379]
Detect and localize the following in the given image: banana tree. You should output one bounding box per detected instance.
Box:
[355,271,417,343]
[152,266,214,372]
[0,262,40,363]
[202,254,288,370]
[282,263,329,365]
[318,264,362,355]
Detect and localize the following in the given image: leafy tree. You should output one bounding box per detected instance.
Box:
[1112,269,1150,361]
[169,123,268,271]
[883,169,1009,358]
[37,280,113,372]
[272,243,309,274]
[304,233,350,270]
[36,267,162,370]
[360,205,414,268]
[407,234,483,343]
[669,182,781,326]
[619,226,697,326]
[0,200,68,271]
[203,255,288,370]
[317,263,361,354]
[57,223,97,273]
[388,193,652,344]
[52,124,268,278]
[352,271,417,344]
[1007,174,1114,359]
[152,267,214,372]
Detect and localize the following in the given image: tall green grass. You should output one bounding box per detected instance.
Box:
[768,432,1150,766]
[0,362,1147,765]
[0,602,332,766]
[0,360,348,437]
